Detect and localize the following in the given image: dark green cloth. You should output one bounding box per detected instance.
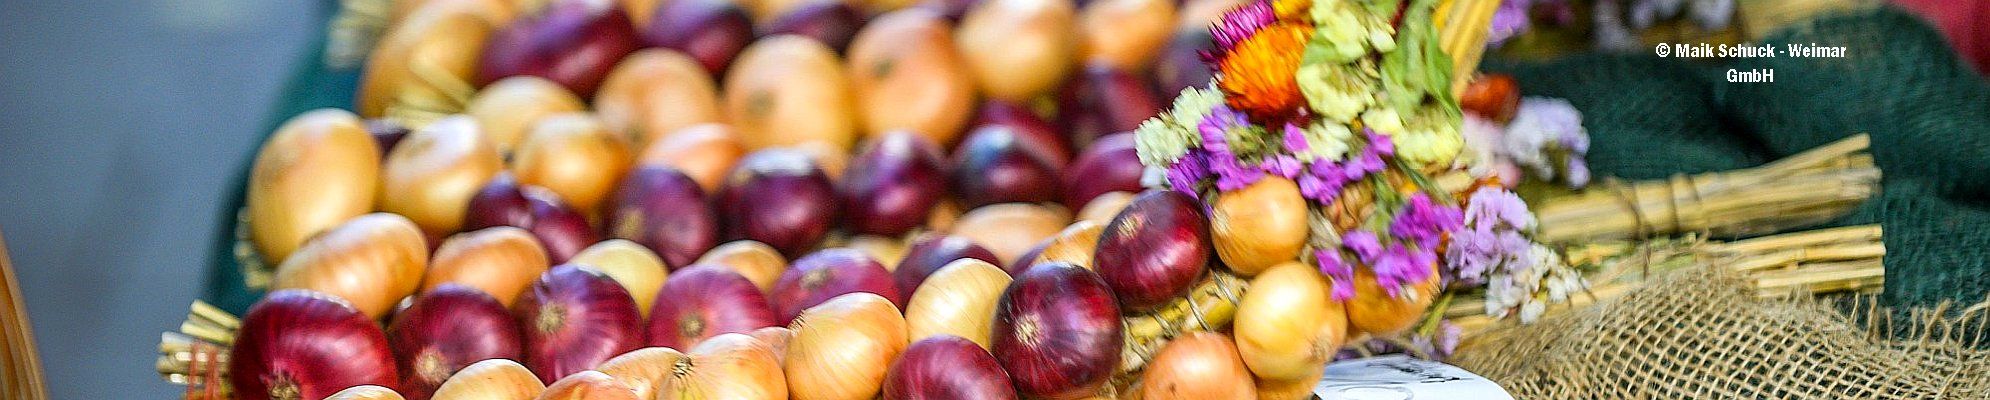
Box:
[1485,6,1990,308]
[206,6,1990,314]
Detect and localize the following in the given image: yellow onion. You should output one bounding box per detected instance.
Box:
[273,213,430,318]
[950,203,1072,266]
[636,124,746,192]
[537,370,639,400]
[903,259,1010,348]
[695,240,789,293]
[357,7,493,119]
[1140,331,1255,400]
[723,35,858,152]
[1074,191,1133,226]
[1035,220,1102,269]
[379,115,506,237]
[1076,0,1173,69]
[328,385,406,400]
[924,199,963,232]
[621,0,660,25]
[464,76,586,155]
[845,235,909,268]
[431,359,545,400]
[785,293,907,400]
[596,347,689,400]
[955,0,1077,101]
[789,140,851,181]
[1233,262,1345,381]
[422,226,550,307]
[658,333,788,400]
[512,113,635,216]
[1253,366,1324,400]
[846,9,976,146]
[569,239,670,317]
[746,326,794,362]
[594,49,725,146]
[1345,262,1440,336]
[391,0,521,27]
[246,109,380,264]
[1209,177,1308,276]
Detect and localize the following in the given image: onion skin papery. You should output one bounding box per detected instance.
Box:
[636,124,747,193]
[229,290,398,400]
[464,76,587,155]
[893,234,1000,296]
[950,202,1072,266]
[657,333,788,400]
[951,126,1065,209]
[603,166,716,269]
[273,213,430,319]
[955,0,1078,101]
[327,385,407,400]
[1345,262,1439,336]
[246,109,379,265]
[1137,331,1255,400]
[569,239,671,317]
[595,347,689,400]
[431,358,546,400]
[991,262,1122,400]
[357,7,493,119]
[512,113,635,217]
[1234,262,1345,381]
[845,234,910,267]
[1075,191,1134,225]
[719,149,840,258]
[647,265,780,349]
[593,50,725,147]
[771,248,901,323]
[746,326,794,362]
[1208,176,1309,276]
[1036,220,1103,270]
[760,0,865,53]
[475,0,641,98]
[722,35,859,151]
[1252,366,1324,400]
[515,265,647,384]
[389,284,526,400]
[785,293,908,400]
[838,132,951,237]
[695,240,790,293]
[462,174,603,264]
[640,0,754,76]
[1060,133,1143,209]
[423,226,551,307]
[1093,190,1211,311]
[882,336,1017,400]
[378,115,505,237]
[536,370,640,400]
[1075,0,1174,70]
[903,259,1011,348]
[846,9,977,146]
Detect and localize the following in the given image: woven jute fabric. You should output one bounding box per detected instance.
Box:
[1451,268,1990,399]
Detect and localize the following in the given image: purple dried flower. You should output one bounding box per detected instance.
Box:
[1262,154,1302,178]
[1487,0,1533,47]
[1443,187,1536,288]
[1210,154,1266,190]
[1166,151,1211,198]
[1211,0,1276,51]
[1315,248,1357,301]
[1282,123,1310,153]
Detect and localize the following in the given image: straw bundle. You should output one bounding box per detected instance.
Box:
[157,301,239,400]
[1,234,48,400]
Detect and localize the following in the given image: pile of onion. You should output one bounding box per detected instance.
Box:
[722,35,858,151]
[387,284,525,400]
[951,126,1064,208]
[592,49,725,146]
[1093,190,1210,311]
[538,370,640,400]
[1075,0,1174,69]
[1234,262,1345,382]
[603,166,717,268]
[902,259,1011,348]
[245,109,379,265]
[429,358,546,400]
[838,132,950,237]
[272,213,429,318]
[786,293,908,400]
[641,0,754,75]
[511,113,634,217]
[515,265,647,383]
[955,0,1077,101]
[1137,331,1255,399]
[463,76,586,154]
[229,290,398,400]
[462,174,601,264]
[569,239,671,317]
[771,248,900,323]
[762,0,865,54]
[695,240,790,293]
[378,115,505,237]
[1208,176,1309,276]
[892,234,999,296]
[1060,133,1143,209]
[1053,64,1161,146]
[845,9,976,146]
[718,149,839,257]
[647,265,780,349]
[326,385,404,400]
[423,226,550,307]
[357,6,493,118]
[991,262,1121,399]
[969,101,1070,165]
[1346,262,1440,336]
[475,0,640,97]
[658,333,788,399]
[635,124,747,192]
[882,336,1016,400]
[949,202,1071,267]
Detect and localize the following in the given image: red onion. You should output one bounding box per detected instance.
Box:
[515,264,646,383]
[641,0,753,75]
[759,0,864,52]
[1060,132,1143,208]
[839,132,949,236]
[1153,29,1216,95]
[366,118,410,158]
[951,126,1063,208]
[915,0,982,21]
[477,0,641,97]
[1004,242,1048,276]
[1054,63,1162,148]
[1093,190,1209,311]
[990,262,1122,399]
[771,248,899,323]
[646,264,780,349]
[969,100,1069,165]
[464,174,601,264]
[882,336,1017,400]
[719,149,839,258]
[894,234,1000,296]
[604,166,716,269]
[228,290,397,400]
[387,284,525,400]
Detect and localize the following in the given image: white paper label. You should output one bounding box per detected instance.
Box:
[1314,355,1513,400]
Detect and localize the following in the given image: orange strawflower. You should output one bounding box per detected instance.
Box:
[1272,0,1311,21]
[1218,22,1312,122]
